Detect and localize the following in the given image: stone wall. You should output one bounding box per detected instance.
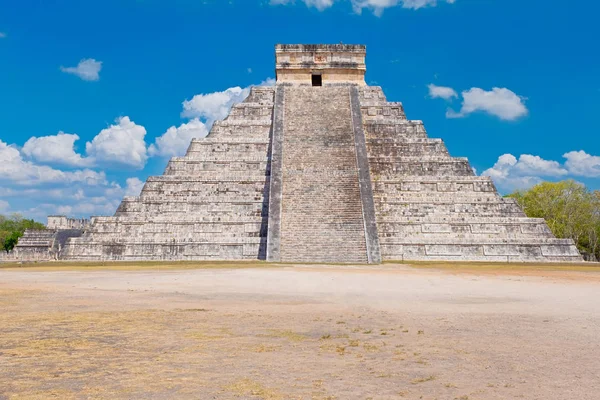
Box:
[47,216,90,230]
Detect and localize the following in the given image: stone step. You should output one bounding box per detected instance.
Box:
[373,179,497,193]
[374,194,505,203]
[164,161,269,174]
[380,237,577,246]
[369,161,475,176]
[279,86,368,263]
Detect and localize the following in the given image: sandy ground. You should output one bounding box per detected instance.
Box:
[0,263,599,399]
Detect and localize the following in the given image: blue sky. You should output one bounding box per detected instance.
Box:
[0,0,599,221]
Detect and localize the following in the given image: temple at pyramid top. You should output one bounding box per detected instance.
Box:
[275,44,366,86]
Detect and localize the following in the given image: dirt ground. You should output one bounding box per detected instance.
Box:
[0,263,599,399]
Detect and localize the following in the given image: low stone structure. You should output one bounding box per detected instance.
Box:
[1,217,87,262]
[61,44,582,263]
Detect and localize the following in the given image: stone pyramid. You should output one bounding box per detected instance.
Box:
[63,44,582,263]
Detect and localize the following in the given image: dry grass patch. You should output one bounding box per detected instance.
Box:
[225,378,283,400]
[261,329,307,342]
[252,344,281,353]
[363,343,381,352]
[411,375,436,384]
[399,260,600,273]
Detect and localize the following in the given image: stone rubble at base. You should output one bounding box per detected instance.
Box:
[11,44,582,263]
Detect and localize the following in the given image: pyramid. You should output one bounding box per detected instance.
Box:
[63,44,582,263]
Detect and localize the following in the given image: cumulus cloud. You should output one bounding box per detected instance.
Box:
[151,78,275,157]
[446,87,528,121]
[482,154,542,192]
[481,152,594,192]
[353,0,454,14]
[563,150,600,177]
[124,177,145,197]
[0,139,106,186]
[31,198,121,220]
[427,83,458,100]
[60,58,102,81]
[85,117,148,169]
[22,132,92,167]
[3,174,147,220]
[270,0,335,11]
[21,118,148,169]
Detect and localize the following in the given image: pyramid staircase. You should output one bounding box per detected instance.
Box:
[274,86,373,263]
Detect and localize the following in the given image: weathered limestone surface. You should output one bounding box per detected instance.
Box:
[63,87,275,260]
[349,86,382,264]
[47,216,90,230]
[276,44,366,86]
[358,86,582,262]
[278,86,369,263]
[266,86,284,262]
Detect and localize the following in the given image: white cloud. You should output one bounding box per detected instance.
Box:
[0,200,9,212]
[270,0,335,11]
[0,32,6,39]
[125,177,145,196]
[513,154,568,177]
[447,87,528,121]
[563,150,600,177]
[149,118,209,157]
[21,118,149,169]
[85,117,148,169]
[22,132,92,167]
[3,175,146,220]
[270,0,454,14]
[401,0,455,9]
[0,139,106,187]
[60,58,102,81]
[481,153,569,192]
[36,198,120,219]
[427,83,458,100]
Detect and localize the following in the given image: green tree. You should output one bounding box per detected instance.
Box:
[507,180,600,260]
[0,214,46,253]
[0,230,9,252]
[3,231,22,252]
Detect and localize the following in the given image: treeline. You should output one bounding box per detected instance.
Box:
[0,214,46,253]
[507,180,600,261]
